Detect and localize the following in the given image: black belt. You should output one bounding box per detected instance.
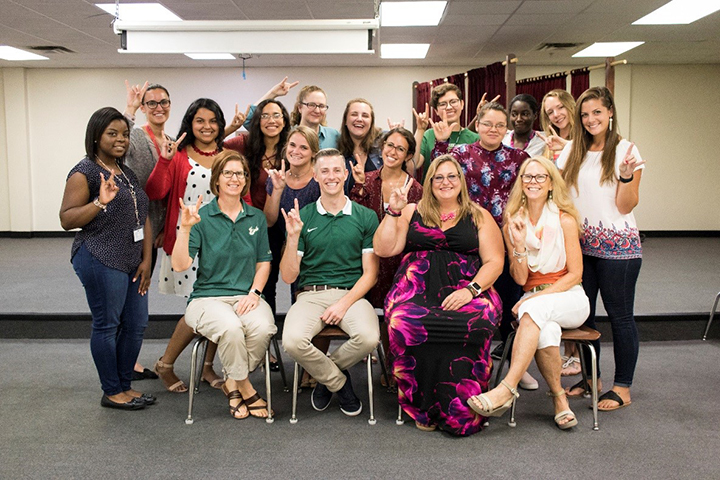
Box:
[297,285,348,294]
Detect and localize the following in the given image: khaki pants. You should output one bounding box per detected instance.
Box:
[185,296,277,381]
[282,289,379,392]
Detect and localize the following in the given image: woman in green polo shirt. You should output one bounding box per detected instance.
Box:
[172,150,277,419]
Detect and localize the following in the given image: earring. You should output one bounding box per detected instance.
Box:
[609,117,613,130]
[548,190,553,200]
[521,195,526,206]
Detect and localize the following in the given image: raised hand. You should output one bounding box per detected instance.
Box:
[387,117,405,130]
[265,161,287,191]
[281,198,303,238]
[161,132,186,159]
[476,92,501,115]
[619,142,644,179]
[429,108,452,142]
[351,161,365,185]
[228,104,251,131]
[98,171,119,205]
[269,76,300,98]
[412,102,430,131]
[537,131,568,152]
[179,195,203,229]
[388,182,411,213]
[125,79,149,114]
[509,206,527,248]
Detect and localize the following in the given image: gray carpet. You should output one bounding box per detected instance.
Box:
[2,338,720,479]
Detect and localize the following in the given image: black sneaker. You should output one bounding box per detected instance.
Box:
[336,370,362,416]
[490,342,506,361]
[311,383,332,411]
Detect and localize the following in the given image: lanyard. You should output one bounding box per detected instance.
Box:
[143,125,164,158]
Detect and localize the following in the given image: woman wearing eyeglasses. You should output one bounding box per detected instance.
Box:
[173,150,276,419]
[289,85,340,149]
[374,155,504,435]
[467,156,589,429]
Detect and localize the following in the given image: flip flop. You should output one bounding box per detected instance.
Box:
[566,379,592,398]
[596,390,631,411]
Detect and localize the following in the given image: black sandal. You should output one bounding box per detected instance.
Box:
[566,379,590,398]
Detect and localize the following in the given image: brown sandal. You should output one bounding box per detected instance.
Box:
[244,392,273,418]
[154,358,188,393]
[201,362,225,389]
[222,384,248,419]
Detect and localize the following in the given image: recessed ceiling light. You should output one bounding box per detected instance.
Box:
[572,42,644,57]
[185,53,236,60]
[633,0,720,25]
[380,43,430,59]
[380,1,447,27]
[95,3,181,21]
[0,46,49,61]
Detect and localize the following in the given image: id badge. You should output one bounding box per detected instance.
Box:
[133,226,144,242]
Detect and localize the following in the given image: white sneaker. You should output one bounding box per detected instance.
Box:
[518,371,539,390]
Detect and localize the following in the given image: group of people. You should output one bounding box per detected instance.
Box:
[60,76,644,435]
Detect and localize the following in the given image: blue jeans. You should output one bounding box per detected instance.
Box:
[581,255,642,388]
[72,244,149,396]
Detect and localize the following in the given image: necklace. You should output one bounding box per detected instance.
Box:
[95,156,141,226]
[440,211,457,222]
[287,167,311,179]
[191,144,220,157]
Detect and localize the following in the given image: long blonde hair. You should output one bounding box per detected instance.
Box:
[505,156,582,234]
[540,89,576,139]
[563,86,621,191]
[418,155,484,228]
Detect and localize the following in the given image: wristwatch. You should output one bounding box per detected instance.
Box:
[250,288,262,298]
[466,281,482,297]
[93,197,107,212]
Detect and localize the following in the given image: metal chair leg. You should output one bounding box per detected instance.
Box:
[265,349,274,424]
[367,353,376,425]
[375,342,391,392]
[703,292,720,340]
[289,362,299,424]
[396,403,404,425]
[493,331,515,388]
[272,336,289,391]
[587,342,599,431]
[185,337,207,425]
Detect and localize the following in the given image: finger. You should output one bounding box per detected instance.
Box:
[428,118,435,128]
[401,182,412,196]
[624,142,635,160]
[196,194,203,211]
[439,108,447,122]
[179,197,187,210]
[294,197,299,212]
[244,104,251,118]
[124,79,130,91]
[548,124,559,137]
[176,132,187,145]
[480,92,487,103]
[235,103,239,116]
[536,132,547,141]
[424,103,429,116]
[387,117,392,129]
[280,208,289,222]
[412,108,419,120]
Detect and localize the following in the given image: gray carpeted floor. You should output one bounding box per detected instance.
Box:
[2,338,720,479]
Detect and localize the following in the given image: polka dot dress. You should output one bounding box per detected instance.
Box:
[159,158,214,297]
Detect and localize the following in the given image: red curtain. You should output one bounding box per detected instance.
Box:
[466,61,505,125]
[516,73,568,129]
[414,81,432,130]
[571,68,590,99]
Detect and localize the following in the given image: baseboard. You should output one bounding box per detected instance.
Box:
[0,231,75,238]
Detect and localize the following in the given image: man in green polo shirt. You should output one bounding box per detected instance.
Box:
[280,148,380,417]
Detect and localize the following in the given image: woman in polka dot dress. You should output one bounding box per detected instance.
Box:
[146,98,246,393]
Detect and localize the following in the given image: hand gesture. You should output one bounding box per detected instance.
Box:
[125,79,148,114]
[228,104,251,131]
[269,76,300,98]
[281,198,303,239]
[537,128,568,152]
[387,118,405,130]
[178,195,202,229]
[509,206,527,248]
[235,294,259,316]
[98,171,119,205]
[412,103,430,131]
[441,287,473,311]
[351,161,365,185]
[161,132,186,159]
[619,142,644,180]
[429,108,452,142]
[388,182,411,213]
[476,92,501,115]
[265,161,287,191]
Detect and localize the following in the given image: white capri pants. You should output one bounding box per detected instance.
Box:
[185,296,277,381]
[517,284,590,350]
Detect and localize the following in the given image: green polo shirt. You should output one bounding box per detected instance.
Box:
[297,197,378,289]
[420,128,480,182]
[188,198,272,302]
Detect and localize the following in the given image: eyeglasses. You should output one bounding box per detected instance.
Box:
[300,102,329,111]
[432,174,460,184]
[143,99,171,109]
[221,170,246,179]
[437,98,461,109]
[260,113,283,120]
[383,141,407,155]
[520,174,549,184]
[477,121,507,130]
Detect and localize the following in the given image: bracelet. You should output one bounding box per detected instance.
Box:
[513,248,527,263]
[93,197,107,212]
[618,174,633,183]
[385,207,402,217]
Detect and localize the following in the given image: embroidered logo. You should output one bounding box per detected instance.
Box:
[307,227,318,233]
[249,226,258,235]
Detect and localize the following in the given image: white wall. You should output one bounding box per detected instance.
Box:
[0,64,718,231]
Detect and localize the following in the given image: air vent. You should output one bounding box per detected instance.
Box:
[536,43,582,51]
[28,46,75,54]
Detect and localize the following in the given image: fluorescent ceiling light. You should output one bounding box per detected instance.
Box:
[185,53,235,60]
[633,0,720,25]
[380,1,447,26]
[0,46,48,61]
[115,19,379,55]
[95,3,181,21]
[572,42,644,57]
[381,43,430,59]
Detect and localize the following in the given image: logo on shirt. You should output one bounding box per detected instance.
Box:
[307,227,318,233]
[249,226,258,236]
